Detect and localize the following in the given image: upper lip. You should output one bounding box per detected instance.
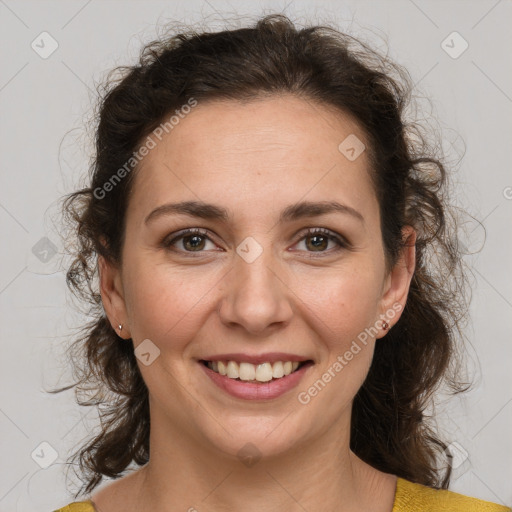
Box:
[199,353,314,365]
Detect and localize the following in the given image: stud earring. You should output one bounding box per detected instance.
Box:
[382,321,389,330]
[118,324,123,331]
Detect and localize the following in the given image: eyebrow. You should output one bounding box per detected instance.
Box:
[144,200,364,225]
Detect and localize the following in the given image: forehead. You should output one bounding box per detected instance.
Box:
[128,95,377,225]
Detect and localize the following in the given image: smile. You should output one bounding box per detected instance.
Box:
[199,359,315,400]
[201,359,309,382]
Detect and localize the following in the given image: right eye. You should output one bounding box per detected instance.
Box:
[161,228,221,254]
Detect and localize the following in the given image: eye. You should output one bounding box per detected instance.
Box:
[162,228,219,254]
[161,227,348,256]
[292,227,348,256]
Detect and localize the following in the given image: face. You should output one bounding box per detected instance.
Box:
[99,95,415,462]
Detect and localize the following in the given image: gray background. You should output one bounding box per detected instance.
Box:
[0,0,511,510]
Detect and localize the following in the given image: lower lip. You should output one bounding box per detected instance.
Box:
[198,361,314,400]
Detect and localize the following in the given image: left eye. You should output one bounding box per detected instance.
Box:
[162,228,346,255]
[293,228,346,253]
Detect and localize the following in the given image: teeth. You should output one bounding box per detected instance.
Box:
[218,360,227,375]
[272,361,285,378]
[206,360,304,382]
[226,361,238,379]
[239,362,256,381]
[255,362,273,382]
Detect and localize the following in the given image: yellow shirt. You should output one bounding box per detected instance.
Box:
[52,476,512,511]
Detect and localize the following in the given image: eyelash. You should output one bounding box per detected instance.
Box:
[161,227,349,257]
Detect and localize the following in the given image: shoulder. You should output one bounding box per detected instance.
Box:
[393,477,512,512]
[52,501,96,512]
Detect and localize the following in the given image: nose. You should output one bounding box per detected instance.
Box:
[217,246,294,335]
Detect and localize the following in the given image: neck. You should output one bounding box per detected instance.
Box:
[129,408,395,512]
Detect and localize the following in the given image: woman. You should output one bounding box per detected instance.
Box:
[51,13,511,512]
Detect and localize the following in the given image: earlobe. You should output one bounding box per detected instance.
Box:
[98,255,130,339]
[378,226,416,335]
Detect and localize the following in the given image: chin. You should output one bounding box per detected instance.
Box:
[197,415,310,464]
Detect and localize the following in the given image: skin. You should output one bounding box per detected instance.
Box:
[94,94,416,512]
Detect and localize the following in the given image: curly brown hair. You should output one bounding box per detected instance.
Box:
[50,13,471,498]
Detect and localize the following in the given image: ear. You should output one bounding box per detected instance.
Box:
[376,225,416,337]
[98,254,131,339]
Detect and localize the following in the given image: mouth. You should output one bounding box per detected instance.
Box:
[198,358,315,400]
[199,359,314,383]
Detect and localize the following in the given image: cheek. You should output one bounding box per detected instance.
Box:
[123,248,384,356]
[295,268,381,416]
[123,259,217,346]
[296,262,382,342]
